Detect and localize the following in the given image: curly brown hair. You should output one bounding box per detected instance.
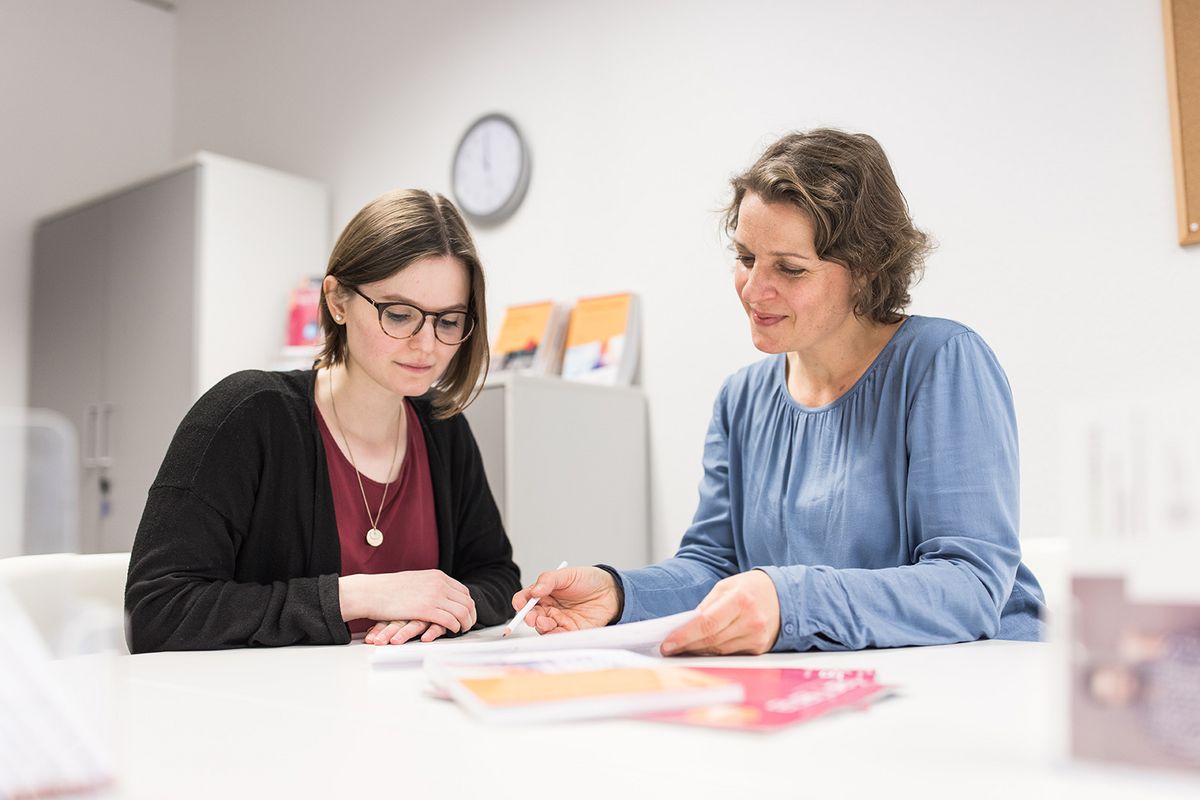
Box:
[724,129,932,324]
[316,189,488,419]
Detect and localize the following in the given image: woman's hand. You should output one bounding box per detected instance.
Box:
[660,570,781,656]
[364,620,449,645]
[510,566,621,634]
[339,570,477,634]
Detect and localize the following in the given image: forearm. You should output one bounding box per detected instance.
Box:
[128,572,348,652]
[127,487,348,652]
[615,555,733,623]
[460,561,522,627]
[761,559,1006,652]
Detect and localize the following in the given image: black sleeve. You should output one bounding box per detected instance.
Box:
[125,488,347,652]
[444,414,522,628]
[124,375,349,652]
[594,564,626,624]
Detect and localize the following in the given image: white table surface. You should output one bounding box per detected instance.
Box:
[52,638,1200,800]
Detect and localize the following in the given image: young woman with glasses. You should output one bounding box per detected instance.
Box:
[511,129,1047,655]
[125,190,519,652]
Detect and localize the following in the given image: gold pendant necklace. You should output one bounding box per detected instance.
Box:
[328,369,402,548]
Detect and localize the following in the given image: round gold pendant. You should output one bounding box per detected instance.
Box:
[366,528,384,547]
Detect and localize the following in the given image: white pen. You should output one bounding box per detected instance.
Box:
[502,560,569,637]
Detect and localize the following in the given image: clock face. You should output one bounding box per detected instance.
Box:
[452,114,530,224]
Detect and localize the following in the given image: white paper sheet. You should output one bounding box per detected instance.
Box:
[369,610,697,668]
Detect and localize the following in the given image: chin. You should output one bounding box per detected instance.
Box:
[749,332,786,355]
[396,378,438,398]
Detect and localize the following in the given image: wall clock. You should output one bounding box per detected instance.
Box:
[451,113,531,225]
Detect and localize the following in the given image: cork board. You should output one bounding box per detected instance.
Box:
[1164,0,1200,246]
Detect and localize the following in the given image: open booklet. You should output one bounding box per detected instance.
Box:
[369,610,696,668]
[425,648,743,723]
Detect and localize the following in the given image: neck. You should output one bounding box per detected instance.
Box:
[326,362,405,443]
[786,317,903,406]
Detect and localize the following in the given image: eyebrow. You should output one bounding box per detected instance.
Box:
[731,240,814,260]
[378,294,469,313]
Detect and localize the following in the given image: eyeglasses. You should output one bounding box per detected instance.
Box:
[348,286,475,345]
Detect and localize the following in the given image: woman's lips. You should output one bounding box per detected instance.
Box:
[751,310,786,327]
[397,362,434,373]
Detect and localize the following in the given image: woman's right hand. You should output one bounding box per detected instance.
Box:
[339,570,476,633]
[511,566,621,634]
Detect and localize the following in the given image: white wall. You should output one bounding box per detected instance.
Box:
[2,0,175,408]
[2,0,175,552]
[172,0,1200,562]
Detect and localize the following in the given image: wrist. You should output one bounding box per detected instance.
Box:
[593,564,625,625]
[338,574,368,621]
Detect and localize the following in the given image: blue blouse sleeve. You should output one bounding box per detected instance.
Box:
[614,380,742,622]
[761,332,1022,650]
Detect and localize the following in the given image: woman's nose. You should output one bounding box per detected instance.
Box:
[739,265,772,304]
[411,318,438,350]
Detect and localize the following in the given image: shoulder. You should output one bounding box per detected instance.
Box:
[897,317,1014,411]
[200,369,311,409]
[185,369,314,431]
[156,370,315,487]
[889,316,1003,379]
[895,315,981,358]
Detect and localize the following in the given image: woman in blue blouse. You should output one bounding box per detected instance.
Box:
[512,129,1046,654]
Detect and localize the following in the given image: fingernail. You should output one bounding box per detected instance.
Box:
[662,643,677,655]
[533,584,543,593]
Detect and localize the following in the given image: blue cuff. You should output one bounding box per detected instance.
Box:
[758,565,806,652]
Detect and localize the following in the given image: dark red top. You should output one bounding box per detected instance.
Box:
[316,399,439,634]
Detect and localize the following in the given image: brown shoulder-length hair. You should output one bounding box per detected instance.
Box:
[316,189,488,419]
[723,129,932,324]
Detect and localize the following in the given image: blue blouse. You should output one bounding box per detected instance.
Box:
[615,315,1046,651]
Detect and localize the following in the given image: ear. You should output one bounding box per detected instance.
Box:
[323,275,347,323]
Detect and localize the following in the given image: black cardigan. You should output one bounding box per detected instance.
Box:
[124,369,520,653]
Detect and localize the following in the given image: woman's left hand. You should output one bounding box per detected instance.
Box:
[660,570,781,656]
[364,620,449,645]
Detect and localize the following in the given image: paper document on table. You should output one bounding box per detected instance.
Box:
[369,610,696,668]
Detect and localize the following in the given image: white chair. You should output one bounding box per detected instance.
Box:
[0,408,79,558]
[0,552,130,656]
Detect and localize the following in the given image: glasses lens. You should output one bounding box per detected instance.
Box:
[432,312,472,345]
[380,305,422,339]
[379,305,473,344]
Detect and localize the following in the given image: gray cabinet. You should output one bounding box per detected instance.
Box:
[28,155,328,553]
[464,374,649,581]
